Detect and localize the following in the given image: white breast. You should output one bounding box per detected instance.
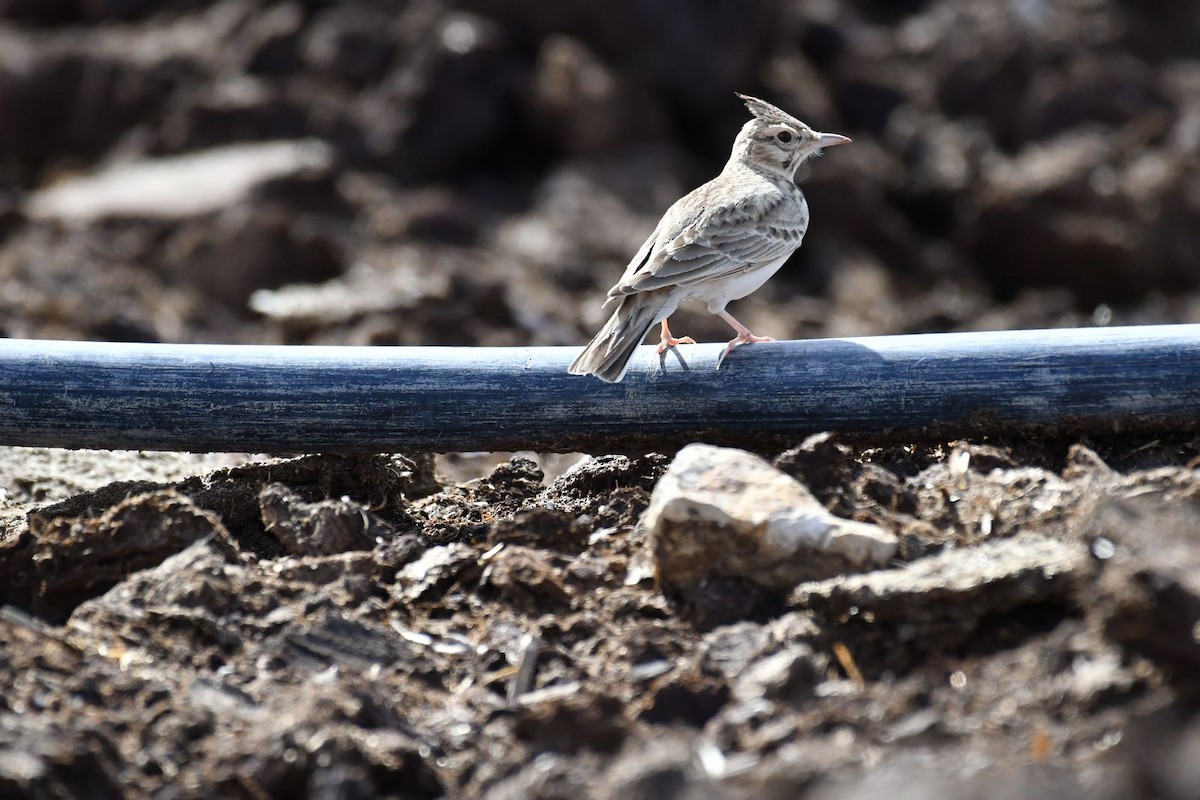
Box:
[683,253,795,315]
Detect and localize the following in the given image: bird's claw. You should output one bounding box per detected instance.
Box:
[716,334,775,369]
[656,335,697,355]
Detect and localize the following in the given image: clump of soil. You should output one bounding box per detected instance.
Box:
[1,437,1200,797]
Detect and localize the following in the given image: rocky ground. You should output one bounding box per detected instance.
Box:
[2,0,1200,797]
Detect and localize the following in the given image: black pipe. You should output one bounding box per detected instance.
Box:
[1,325,1197,453]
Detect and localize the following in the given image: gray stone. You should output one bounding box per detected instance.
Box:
[645,444,898,596]
[793,534,1084,638]
[732,645,823,703]
[394,543,478,603]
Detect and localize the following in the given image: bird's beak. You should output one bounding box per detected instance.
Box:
[815,132,852,149]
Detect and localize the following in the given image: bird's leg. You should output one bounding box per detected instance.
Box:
[656,319,697,355]
[717,311,775,367]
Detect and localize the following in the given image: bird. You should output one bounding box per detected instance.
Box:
[568,93,850,383]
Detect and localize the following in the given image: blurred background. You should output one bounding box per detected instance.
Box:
[0,0,1198,351]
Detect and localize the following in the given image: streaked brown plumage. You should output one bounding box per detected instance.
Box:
[569,94,850,382]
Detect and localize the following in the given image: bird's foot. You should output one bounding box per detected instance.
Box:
[656,320,696,355]
[656,333,697,355]
[717,333,775,368]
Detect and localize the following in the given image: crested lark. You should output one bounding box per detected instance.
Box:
[569,93,850,383]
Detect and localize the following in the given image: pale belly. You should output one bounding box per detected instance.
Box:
[683,253,793,314]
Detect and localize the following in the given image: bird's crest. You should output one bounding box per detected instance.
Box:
[736,93,800,126]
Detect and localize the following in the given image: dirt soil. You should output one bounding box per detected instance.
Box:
[2,1,1200,798]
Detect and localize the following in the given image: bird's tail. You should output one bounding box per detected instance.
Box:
[568,295,664,383]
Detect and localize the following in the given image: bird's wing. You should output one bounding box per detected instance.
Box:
[609,191,807,297]
[615,222,664,286]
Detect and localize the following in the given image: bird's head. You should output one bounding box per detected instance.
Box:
[732,93,851,179]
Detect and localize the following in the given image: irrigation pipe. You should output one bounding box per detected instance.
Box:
[1,325,1197,453]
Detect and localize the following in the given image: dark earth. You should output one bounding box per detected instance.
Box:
[3,1,1200,797]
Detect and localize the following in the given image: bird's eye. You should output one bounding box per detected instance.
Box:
[775,130,794,143]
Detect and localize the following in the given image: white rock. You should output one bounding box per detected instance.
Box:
[27,139,331,221]
[732,645,821,703]
[645,443,897,594]
[395,543,475,602]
